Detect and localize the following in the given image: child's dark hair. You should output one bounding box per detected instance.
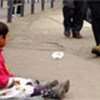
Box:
[0,22,9,39]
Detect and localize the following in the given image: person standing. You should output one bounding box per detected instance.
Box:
[87,0,100,56]
[62,0,86,39]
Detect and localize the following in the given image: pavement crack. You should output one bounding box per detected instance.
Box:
[35,41,65,51]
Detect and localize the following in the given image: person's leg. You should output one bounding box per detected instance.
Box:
[30,80,59,96]
[31,80,70,100]
[72,0,86,38]
[88,1,100,45]
[62,6,72,37]
[88,1,100,55]
[34,79,59,88]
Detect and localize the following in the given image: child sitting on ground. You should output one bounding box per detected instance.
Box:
[0,22,70,100]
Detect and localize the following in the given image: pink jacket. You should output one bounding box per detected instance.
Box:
[0,49,14,89]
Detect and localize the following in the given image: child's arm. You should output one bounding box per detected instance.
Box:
[0,76,20,89]
[4,63,15,77]
[0,64,15,89]
[0,75,10,89]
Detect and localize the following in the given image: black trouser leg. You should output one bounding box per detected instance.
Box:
[62,6,73,31]
[88,1,100,45]
[72,1,86,32]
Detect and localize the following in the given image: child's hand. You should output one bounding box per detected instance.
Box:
[14,81,20,85]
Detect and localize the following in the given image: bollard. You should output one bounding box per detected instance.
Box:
[51,0,54,8]
[41,0,45,11]
[31,0,35,14]
[20,0,25,17]
[0,0,3,8]
[7,0,13,23]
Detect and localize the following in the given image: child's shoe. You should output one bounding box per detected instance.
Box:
[43,80,59,88]
[35,80,59,88]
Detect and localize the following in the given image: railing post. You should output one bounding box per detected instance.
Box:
[7,0,13,23]
[51,0,54,8]
[20,0,25,17]
[41,0,45,11]
[0,0,3,8]
[31,0,35,14]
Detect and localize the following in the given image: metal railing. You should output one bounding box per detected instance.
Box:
[0,0,61,23]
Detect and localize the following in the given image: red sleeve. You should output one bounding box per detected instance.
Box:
[0,75,9,89]
[0,52,15,77]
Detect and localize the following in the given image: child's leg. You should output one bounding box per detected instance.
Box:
[31,80,70,100]
[30,85,52,97]
[42,80,70,100]
[30,80,59,97]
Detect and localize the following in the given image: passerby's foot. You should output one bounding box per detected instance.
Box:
[73,32,83,39]
[91,45,100,56]
[43,80,70,100]
[64,30,70,37]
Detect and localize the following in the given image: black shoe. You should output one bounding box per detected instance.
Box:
[73,32,82,39]
[91,45,100,56]
[64,30,70,37]
[43,80,70,100]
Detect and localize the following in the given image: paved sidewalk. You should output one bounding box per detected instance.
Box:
[2,8,100,100]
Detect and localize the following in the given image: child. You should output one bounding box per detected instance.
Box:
[0,22,70,100]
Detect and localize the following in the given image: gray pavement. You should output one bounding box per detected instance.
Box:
[1,6,100,100]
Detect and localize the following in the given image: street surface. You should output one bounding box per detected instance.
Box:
[0,2,100,100]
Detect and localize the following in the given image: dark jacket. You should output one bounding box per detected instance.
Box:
[63,0,75,8]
